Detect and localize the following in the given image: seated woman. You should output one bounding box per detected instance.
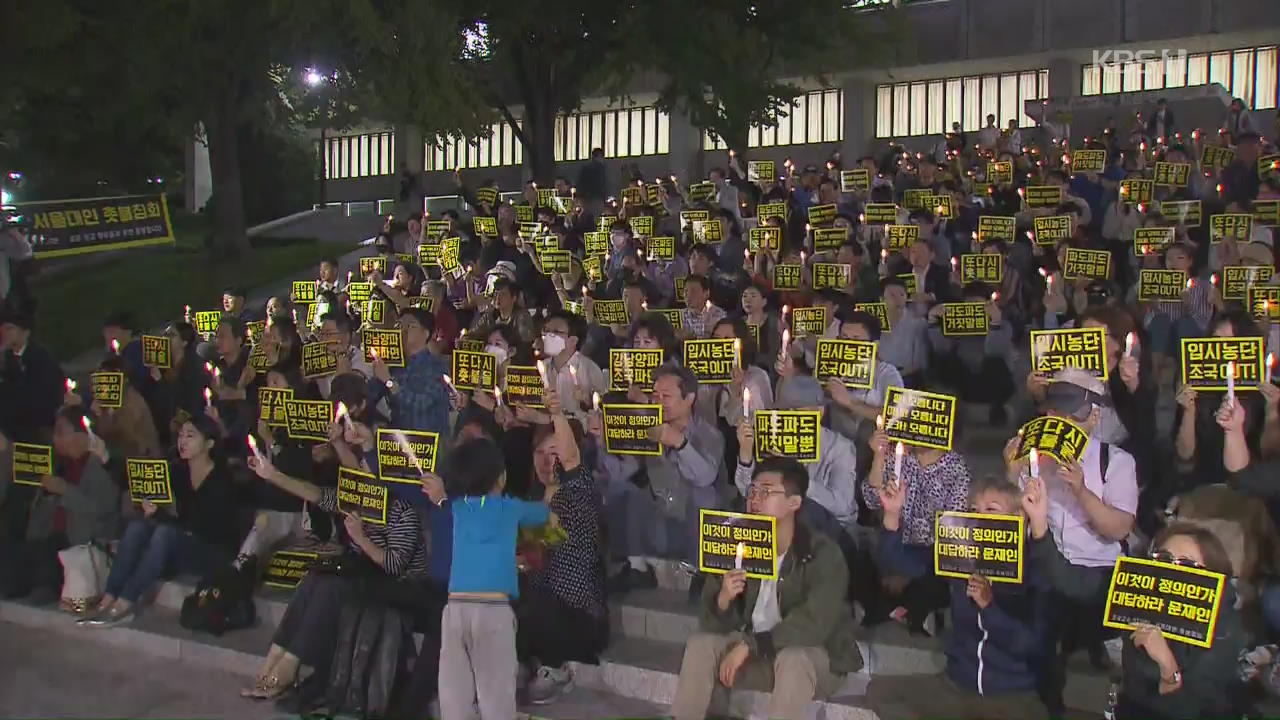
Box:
[84,414,239,625]
[861,423,970,632]
[1026,479,1245,719]
[515,387,606,704]
[240,411,427,702]
[0,407,119,605]
[867,474,1051,720]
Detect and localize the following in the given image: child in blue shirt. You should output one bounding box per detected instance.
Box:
[436,436,551,720]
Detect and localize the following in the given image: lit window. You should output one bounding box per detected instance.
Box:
[876,69,1049,138]
[1082,45,1278,110]
[323,131,396,179]
[703,89,844,148]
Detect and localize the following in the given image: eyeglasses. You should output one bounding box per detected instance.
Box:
[745,485,787,500]
[1149,550,1204,569]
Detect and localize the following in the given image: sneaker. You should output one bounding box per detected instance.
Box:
[528,665,574,705]
[606,565,657,595]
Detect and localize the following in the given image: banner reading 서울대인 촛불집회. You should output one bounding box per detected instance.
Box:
[16,193,174,258]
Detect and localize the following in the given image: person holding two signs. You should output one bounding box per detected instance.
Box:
[670,458,862,720]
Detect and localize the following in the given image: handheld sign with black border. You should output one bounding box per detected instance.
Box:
[986,161,1013,184]
[754,410,822,463]
[424,220,450,238]
[291,280,317,304]
[337,467,387,525]
[91,371,124,409]
[582,255,603,284]
[1063,248,1111,281]
[1119,179,1154,205]
[362,329,405,367]
[1161,200,1202,227]
[976,216,1015,242]
[11,443,53,487]
[813,227,847,252]
[811,262,852,290]
[1138,270,1187,302]
[1014,415,1090,466]
[1024,185,1063,208]
[1201,144,1235,170]
[126,458,173,504]
[302,341,339,378]
[192,310,222,340]
[1104,556,1225,648]
[930,194,954,219]
[1250,286,1280,323]
[538,250,572,275]
[882,387,957,451]
[885,225,918,252]
[647,236,676,261]
[1134,227,1175,256]
[814,339,877,390]
[749,227,781,253]
[246,321,266,346]
[451,350,498,391]
[376,428,440,482]
[1153,162,1191,187]
[621,185,644,206]
[598,215,618,232]
[473,216,498,236]
[1222,266,1275,301]
[285,399,335,442]
[699,509,778,581]
[514,205,534,224]
[935,511,1024,583]
[897,273,918,296]
[807,203,837,226]
[1209,213,1253,243]
[675,277,686,302]
[840,169,870,193]
[959,254,1003,284]
[1070,149,1107,173]
[249,344,271,373]
[502,365,546,408]
[1259,153,1280,179]
[687,182,716,203]
[683,338,738,385]
[141,334,172,370]
[1030,327,1109,380]
[747,160,775,183]
[791,306,828,337]
[263,550,319,590]
[941,303,990,337]
[756,203,787,223]
[601,404,663,456]
[592,299,630,326]
[259,387,293,428]
[654,308,685,332]
[903,189,933,211]
[864,203,898,225]
[855,303,891,332]
[359,256,387,277]
[584,231,608,256]
[1180,336,1265,391]
[1254,199,1280,227]
[609,348,663,392]
[1032,215,1071,245]
[474,187,499,206]
[345,282,373,305]
[629,215,654,237]
[773,264,802,290]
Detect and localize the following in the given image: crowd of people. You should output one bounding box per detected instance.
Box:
[0,98,1279,720]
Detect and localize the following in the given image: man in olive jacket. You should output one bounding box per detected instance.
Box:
[670,457,862,720]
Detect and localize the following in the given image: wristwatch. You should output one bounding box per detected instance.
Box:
[385,379,397,393]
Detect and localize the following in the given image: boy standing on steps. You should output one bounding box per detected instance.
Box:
[670,457,862,720]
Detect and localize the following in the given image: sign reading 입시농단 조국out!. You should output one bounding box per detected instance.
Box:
[1180,336,1265,391]
[17,193,174,258]
[753,410,821,463]
[375,429,440,482]
[814,339,877,389]
[337,466,387,525]
[285,399,335,443]
[683,339,739,385]
[1103,556,1226,648]
[1138,270,1187,302]
[934,511,1024,583]
[1032,215,1070,245]
[1030,327,1109,380]
[1221,266,1275,301]
[882,387,957,451]
[699,509,778,581]
[126,458,173,504]
[601,404,663,456]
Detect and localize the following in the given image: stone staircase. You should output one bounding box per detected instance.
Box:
[1,556,1110,719]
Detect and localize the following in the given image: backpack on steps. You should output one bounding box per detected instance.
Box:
[179,560,257,636]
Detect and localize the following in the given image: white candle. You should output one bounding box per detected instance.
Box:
[442,374,458,395]
[1267,353,1275,385]
[734,542,745,571]
[592,392,601,412]
[875,414,884,431]
[734,338,743,368]
[536,360,550,388]
[203,387,213,407]
[110,339,120,355]
[335,401,355,430]
[247,434,262,460]
[893,441,905,483]
[1029,448,1040,479]
[65,378,77,394]
[1125,332,1136,358]
[742,387,751,420]
[493,386,504,407]
[1227,360,1236,405]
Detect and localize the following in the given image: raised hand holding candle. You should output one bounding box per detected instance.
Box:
[1227,360,1236,406]
[442,374,458,396]
[493,386,504,407]
[1267,353,1275,385]
[742,387,751,420]
[1125,332,1136,358]
[893,441,905,483]
[1029,448,1040,479]
[247,434,262,461]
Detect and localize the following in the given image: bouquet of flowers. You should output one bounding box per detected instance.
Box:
[516,519,568,573]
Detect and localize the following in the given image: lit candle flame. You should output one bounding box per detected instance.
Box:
[734,542,745,570]
[493,386,503,406]
[592,392,601,412]
[65,378,77,393]
[1125,332,1136,358]
[742,387,751,420]
[110,339,121,354]
[1029,448,1040,479]
[203,387,213,406]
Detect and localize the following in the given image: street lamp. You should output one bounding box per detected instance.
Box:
[304,68,332,207]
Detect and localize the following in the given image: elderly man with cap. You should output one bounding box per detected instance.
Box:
[1004,368,1139,715]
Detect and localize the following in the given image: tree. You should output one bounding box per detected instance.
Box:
[629,0,895,159]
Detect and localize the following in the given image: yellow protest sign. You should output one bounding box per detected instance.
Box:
[753,410,822,463]
[1070,149,1107,173]
[376,428,440,480]
[502,365,546,408]
[1104,556,1225,648]
[1153,162,1190,187]
[609,348,663,392]
[1133,227,1175,256]
[362,329,405,367]
[1180,336,1265,391]
[814,339,877,389]
[601,404,664,456]
[883,387,956,451]
[263,550,319,590]
[811,263,852,290]
[855,302,891,332]
[592,299,630,326]
[959,254,1003,284]
[302,341,338,378]
[683,339,739,385]
[934,511,1023,583]
[749,227,781,253]
[941,303,989,336]
[284,399,335,442]
[840,169,870,193]
[1063,248,1111,281]
[986,161,1013,184]
[126,458,173,504]
[807,204,837,226]
[1119,179,1154,205]
[1209,214,1252,243]
[813,227,847,252]
[11,443,53,487]
[141,335,171,369]
[1015,415,1090,465]
[1138,270,1187,302]
[1024,186,1062,208]
[1030,327,1109,380]
[337,466,387,525]
[773,264,802,291]
[977,216,1015,242]
[1161,200,1202,227]
[258,387,293,428]
[885,225,918,252]
[1032,215,1071,245]
[91,371,124,408]
[791,306,827,336]
[451,350,498,391]
[1221,266,1275,301]
[699,510,778,581]
[864,203,898,225]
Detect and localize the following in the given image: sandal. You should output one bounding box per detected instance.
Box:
[240,676,270,699]
[250,674,297,700]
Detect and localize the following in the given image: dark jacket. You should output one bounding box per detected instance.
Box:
[576,159,607,202]
[163,459,241,555]
[0,341,65,441]
[699,521,864,674]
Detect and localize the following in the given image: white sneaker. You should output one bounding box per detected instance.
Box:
[527,665,574,705]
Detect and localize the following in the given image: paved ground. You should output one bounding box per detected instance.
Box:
[0,621,662,720]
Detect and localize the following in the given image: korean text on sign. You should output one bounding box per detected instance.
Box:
[1180,336,1265,391]
[791,307,828,337]
[11,443,53,487]
[977,216,1015,242]
[941,303,989,337]
[934,512,1024,583]
[1014,415,1090,465]
[1104,556,1225,648]
[126,459,173,504]
[1137,270,1187,302]
[91,372,124,409]
[699,510,778,581]
[601,404,664,456]
[811,263,851,290]
[259,387,293,428]
[502,365,546,408]
[1221,266,1275,301]
[882,387,956,451]
[1030,327,1109,380]
[263,551,319,590]
[609,348,663,392]
[959,254,1003,284]
[451,350,498,391]
[285,399,335,442]
[1032,215,1070,245]
[753,410,821,463]
[337,467,388,525]
[683,339,738,385]
[362,329,405,367]
[376,429,440,481]
[302,341,339,378]
[1063,248,1111,281]
[814,339,877,390]
[141,335,171,369]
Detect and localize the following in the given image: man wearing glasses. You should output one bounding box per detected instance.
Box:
[368,308,450,439]
[670,457,862,720]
